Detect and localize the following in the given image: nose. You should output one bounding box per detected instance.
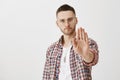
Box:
[64,21,69,27]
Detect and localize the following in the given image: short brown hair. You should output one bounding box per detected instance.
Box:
[56,4,76,16]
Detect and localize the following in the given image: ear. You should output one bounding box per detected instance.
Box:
[56,20,59,27]
[75,17,78,24]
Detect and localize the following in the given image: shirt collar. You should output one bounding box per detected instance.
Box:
[57,35,73,50]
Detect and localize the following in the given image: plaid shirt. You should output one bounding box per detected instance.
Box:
[43,36,99,80]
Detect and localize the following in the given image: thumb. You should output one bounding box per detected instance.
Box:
[71,38,77,48]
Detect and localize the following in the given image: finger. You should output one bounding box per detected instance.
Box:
[82,28,85,40]
[80,27,84,40]
[85,32,88,43]
[79,27,82,40]
[76,28,79,40]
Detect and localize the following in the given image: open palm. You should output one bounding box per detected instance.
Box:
[72,27,89,57]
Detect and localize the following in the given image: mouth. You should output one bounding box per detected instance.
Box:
[64,27,71,30]
[64,28,71,31]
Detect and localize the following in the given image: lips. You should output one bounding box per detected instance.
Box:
[64,29,71,31]
[64,27,71,30]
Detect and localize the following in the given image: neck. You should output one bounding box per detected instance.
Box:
[62,32,76,48]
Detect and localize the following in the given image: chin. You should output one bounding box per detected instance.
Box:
[64,31,74,35]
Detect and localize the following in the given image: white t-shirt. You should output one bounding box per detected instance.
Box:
[59,45,72,80]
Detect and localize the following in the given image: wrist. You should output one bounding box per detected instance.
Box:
[82,51,94,63]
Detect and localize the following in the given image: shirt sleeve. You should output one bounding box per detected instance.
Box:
[83,38,99,66]
[42,48,51,80]
[42,42,57,80]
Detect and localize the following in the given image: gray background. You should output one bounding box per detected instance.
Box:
[0,0,120,80]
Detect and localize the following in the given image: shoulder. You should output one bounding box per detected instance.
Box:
[88,38,98,45]
[88,38,98,51]
[48,41,58,51]
[46,41,58,56]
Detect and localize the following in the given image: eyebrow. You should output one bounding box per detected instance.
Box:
[58,17,74,20]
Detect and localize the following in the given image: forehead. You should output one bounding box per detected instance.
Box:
[57,11,75,20]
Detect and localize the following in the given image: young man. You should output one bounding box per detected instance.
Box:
[43,4,99,80]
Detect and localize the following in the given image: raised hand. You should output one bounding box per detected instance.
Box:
[72,27,94,62]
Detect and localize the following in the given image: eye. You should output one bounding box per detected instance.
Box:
[60,19,65,23]
[68,18,73,22]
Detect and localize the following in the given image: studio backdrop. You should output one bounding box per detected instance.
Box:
[0,0,120,80]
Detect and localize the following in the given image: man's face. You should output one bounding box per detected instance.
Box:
[56,11,77,35]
